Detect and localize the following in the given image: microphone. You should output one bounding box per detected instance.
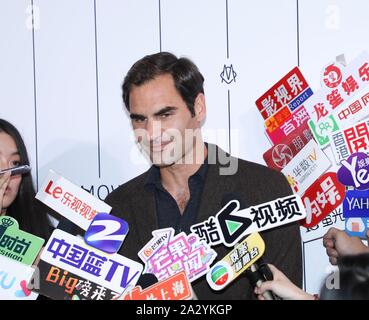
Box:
[220,194,278,300]
[115,273,158,300]
[244,259,279,300]
[136,273,158,289]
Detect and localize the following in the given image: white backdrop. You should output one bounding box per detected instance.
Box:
[1,0,367,295]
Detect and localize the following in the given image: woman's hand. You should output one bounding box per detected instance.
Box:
[0,171,11,215]
[254,264,315,300]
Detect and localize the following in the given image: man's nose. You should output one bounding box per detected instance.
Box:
[145,119,162,142]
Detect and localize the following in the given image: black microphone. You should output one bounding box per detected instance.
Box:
[244,259,280,300]
[136,273,158,289]
[114,273,158,300]
[220,194,277,300]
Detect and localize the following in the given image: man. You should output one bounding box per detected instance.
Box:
[105,52,302,299]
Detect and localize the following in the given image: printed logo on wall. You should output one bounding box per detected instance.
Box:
[337,152,369,190]
[84,213,129,254]
[301,172,345,228]
[0,216,44,265]
[206,232,265,291]
[220,64,237,84]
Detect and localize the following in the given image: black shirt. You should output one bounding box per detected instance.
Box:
[144,161,208,235]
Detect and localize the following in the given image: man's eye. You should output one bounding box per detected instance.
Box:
[133,118,145,123]
[161,113,171,118]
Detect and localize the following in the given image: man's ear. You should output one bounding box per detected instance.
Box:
[194,93,206,122]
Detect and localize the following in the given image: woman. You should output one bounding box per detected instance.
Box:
[254,254,369,300]
[0,119,51,240]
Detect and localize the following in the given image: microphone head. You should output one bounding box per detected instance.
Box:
[136,273,158,289]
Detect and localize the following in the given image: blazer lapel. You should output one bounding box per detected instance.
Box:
[196,143,238,223]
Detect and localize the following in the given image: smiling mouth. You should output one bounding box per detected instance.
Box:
[151,140,172,152]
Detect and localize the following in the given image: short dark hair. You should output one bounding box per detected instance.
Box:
[320,253,369,300]
[0,119,51,240]
[122,52,204,116]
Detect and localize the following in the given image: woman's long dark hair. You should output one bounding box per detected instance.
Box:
[0,119,51,240]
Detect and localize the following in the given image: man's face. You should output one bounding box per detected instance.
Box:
[129,74,205,167]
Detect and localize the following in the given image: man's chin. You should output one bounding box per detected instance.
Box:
[151,156,175,167]
[150,151,182,167]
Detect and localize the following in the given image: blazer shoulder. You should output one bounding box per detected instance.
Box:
[105,170,148,204]
[237,157,287,182]
[211,143,286,184]
[230,157,293,199]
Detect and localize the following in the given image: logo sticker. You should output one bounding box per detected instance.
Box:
[337,152,369,190]
[0,216,44,265]
[206,233,265,291]
[36,170,112,230]
[41,229,143,294]
[301,172,345,228]
[84,213,129,254]
[139,228,217,283]
[122,271,192,300]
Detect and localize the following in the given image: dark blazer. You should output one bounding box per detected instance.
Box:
[105,143,302,300]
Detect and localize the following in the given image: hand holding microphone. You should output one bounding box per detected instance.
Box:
[245,261,279,300]
[252,264,314,300]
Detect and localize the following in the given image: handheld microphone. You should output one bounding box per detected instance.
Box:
[115,273,158,300]
[244,259,279,300]
[0,164,31,176]
[136,273,158,289]
[220,194,278,300]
